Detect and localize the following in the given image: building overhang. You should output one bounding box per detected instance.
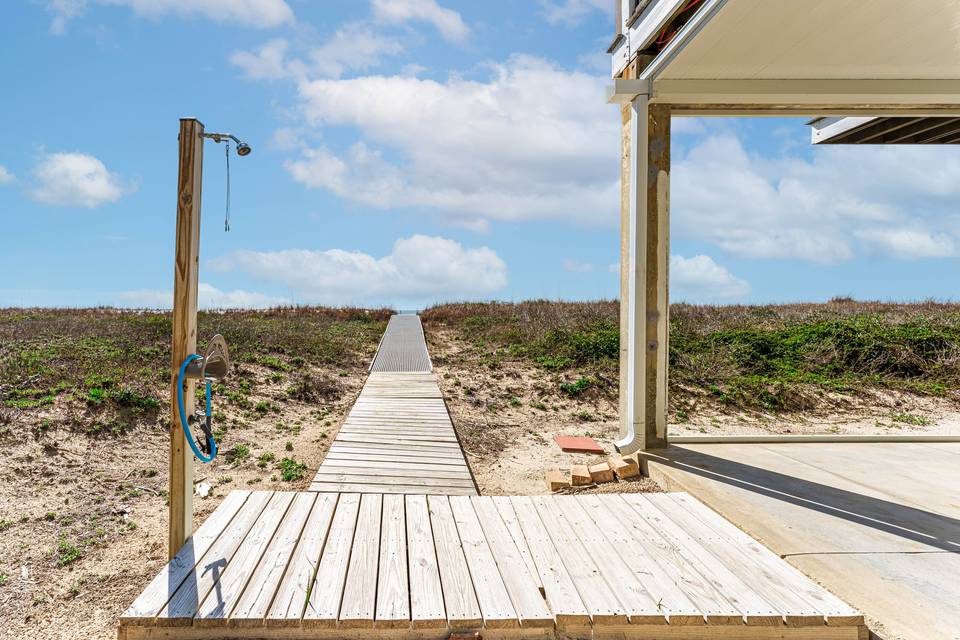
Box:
[609,0,960,115]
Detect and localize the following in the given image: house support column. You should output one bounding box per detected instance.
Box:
[617,95,670,453]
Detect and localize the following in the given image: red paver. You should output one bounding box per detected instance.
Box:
[554,435,605,454]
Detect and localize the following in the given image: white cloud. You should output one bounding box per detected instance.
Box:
[670,255,750,301]
[31,152,129,208]
[563,259,593,273]
[540,0,610,26]
[309,24,404,78]
[374,0,469,43]
[231,26,403,81]
[674,133,960,263]
[46,0,85,34]
[230,38,297,80]
[209,234,507,305]
[0,166,14,184]
[608,255,749,301]
[287,55,617,229]
[856,228,957,260]
[46,0,293,34]
[117,283,288,309]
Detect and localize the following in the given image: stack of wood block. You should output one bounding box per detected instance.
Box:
[545,453,641,491]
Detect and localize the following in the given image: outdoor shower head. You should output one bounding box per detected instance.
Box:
[202,132,252,156]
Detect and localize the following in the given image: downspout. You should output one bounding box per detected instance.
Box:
[614,88,650,455]
[610,0,726,454]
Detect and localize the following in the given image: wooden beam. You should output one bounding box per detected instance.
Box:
[618,94,669,453]
[169,117,204,559]
[617,56,651,444]
[645,102,670,450]
[651,79,960,106]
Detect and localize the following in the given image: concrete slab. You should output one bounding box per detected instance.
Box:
[642,442,960,640]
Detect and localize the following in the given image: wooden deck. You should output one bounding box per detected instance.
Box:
[309,372,476,495]
[119,490,864,639]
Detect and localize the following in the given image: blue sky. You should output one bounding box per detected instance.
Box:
[1,0,958,309]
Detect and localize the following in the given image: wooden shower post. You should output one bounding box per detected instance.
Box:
[169,117,204,558]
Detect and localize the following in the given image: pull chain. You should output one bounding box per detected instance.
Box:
[224,141,231,232]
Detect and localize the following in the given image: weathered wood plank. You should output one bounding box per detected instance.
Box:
[312,473,475,488]
[427,495,482,628]
[195,492,296,626]
[448,496,519,628]
[318,460,472,478]
[472,497,553,628]
[120,491,250,623]
[597,491,743,625]
[230,492,315,627]
[490,496,542,591]
[530,495,628,626]
[309,481,476,496]
[622,494,783,626]
[158,492,273,624]
[266,493,338,627]
[405,495,446,629]
[376,494,410,628]
[323,451,467,465]
[663,492,863,626]
[577,494,705,625]
[553,495,666,625]
[339,493,383,628]
[336,434,460,449]
[508,496,590,629]
[302,494,361,628]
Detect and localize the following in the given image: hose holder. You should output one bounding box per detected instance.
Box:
[177,335,230,463]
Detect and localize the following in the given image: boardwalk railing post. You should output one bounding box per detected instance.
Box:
[169,117,204,558]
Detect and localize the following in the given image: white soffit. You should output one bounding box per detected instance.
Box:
[661,0,960,80]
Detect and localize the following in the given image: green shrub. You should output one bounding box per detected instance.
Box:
[277,458,306,482]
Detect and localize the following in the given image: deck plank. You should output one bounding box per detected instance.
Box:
[309,481,476,495]
[375,494,410,628]
[312,473,475,488]
[158,492,273,624]
[229,492,315,627]
[405,495,447,629]
[664,492,863,626]
[427,495,483,628]
[490,496,542,591]
[302,493,361,628]
[194,491,296,626]
[508,496,590,629]
[119,491,249,623]
[530,495,629,626]
[597,491,744,625]
[121,491,865,638]
[622,494,783,626]
[449,495,519,629]
[553,495,666,625]
[472,497,554,628]
[266,493,339,627]
[339,493,383,628]
[576,494,705,625]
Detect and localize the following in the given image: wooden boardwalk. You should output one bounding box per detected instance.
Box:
[118,490,865,639]
[310,314,476,495]
[369,314,432,373]
[309,372,476,495]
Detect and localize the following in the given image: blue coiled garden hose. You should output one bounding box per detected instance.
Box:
[177,354,218,463]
